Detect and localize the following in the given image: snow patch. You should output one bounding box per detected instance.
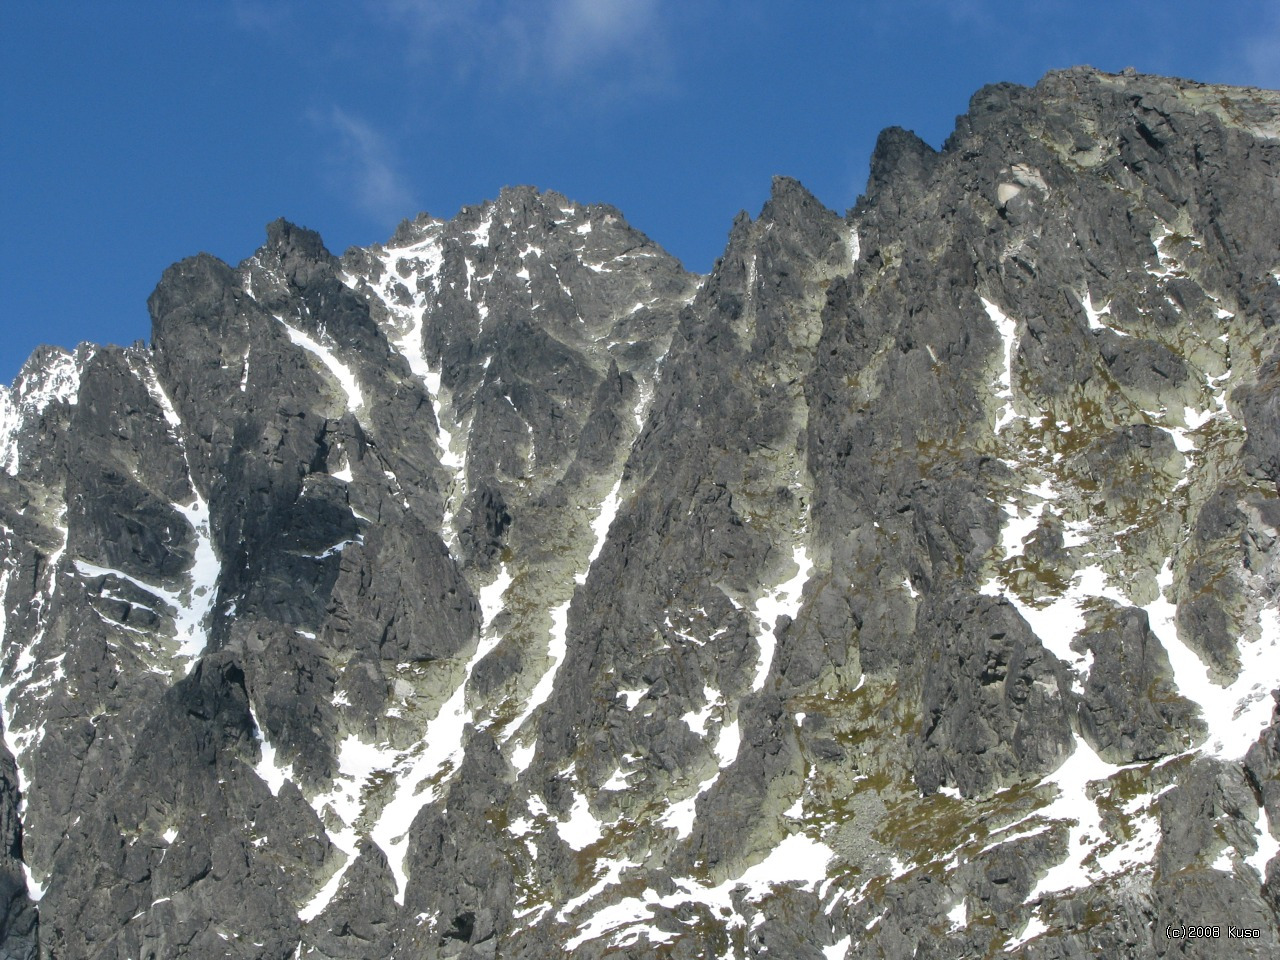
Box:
[0,557,50,902]
[1094,805,1160,876]
[298,856,356,923]
[680,686,720,736]
[505,599,570,774]
[557,793,605,851]
[576,479,621,585]
[303,613,509,908]
[981,565,1125,690]
[824,934,852,960]
[478,564,511,632]
[309,535,363,560]
[660,713,740,839]
[566,833,834,950]
[602,765,632,791]
[506,481,626,771]
[467,212,492,248]
[1061,519,1091,548]
[171,493,220,664]
[1,349,81,475]
[1027,735,1124,899]
[249,700,293,797]
[982,297,1019,431]
[1008,913,1048,949]
[1081,290,1124,335]
[1000,500,1044,560]
[72,506,218,672]
[330,449,354,483]
[275,316,365,415]
[351,238,467,546]
[558,856,637,920]
[616,687,646,710]
[751,546,811,691]
[1247,804,1280,877]
[370,624,508,903]
[1145,562,1280,759]
[1149,221,1192,280]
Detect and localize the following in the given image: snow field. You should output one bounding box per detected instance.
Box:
[977,547,1280,905]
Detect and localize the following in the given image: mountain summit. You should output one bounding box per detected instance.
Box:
[3,67,1280,958]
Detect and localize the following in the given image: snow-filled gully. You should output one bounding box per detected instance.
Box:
[343,238,467,545]
[750,545,812,692]
[127,358,223,674]
[298,221,663,918]
[504,479,623,774]
[288,563,514,916]
[274,316,366,418]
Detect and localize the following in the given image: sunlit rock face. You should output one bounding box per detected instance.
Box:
[3,67,1280,959]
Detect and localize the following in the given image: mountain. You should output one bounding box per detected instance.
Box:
[2,66,1280,959]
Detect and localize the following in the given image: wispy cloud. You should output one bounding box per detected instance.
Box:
[371,0,670,93]
[543,0,662,76]
[1240,12,1280,89]
[230,0,295,33]
[314,107,417,224]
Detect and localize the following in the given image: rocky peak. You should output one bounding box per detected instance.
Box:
[264,217,332,264]
[2,69,1280,959]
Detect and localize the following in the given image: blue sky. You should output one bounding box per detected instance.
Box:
[4,1,1278,383]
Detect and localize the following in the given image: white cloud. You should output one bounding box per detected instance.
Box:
[316,108,417,224]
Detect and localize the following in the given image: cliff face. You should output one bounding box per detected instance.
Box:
[2,67,1280,958]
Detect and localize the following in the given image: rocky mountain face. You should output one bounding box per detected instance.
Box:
[2,66,1280,958]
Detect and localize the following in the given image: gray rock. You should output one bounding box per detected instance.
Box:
[3,67,1280,959]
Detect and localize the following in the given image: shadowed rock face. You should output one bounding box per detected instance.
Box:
[2,67,1280,958]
